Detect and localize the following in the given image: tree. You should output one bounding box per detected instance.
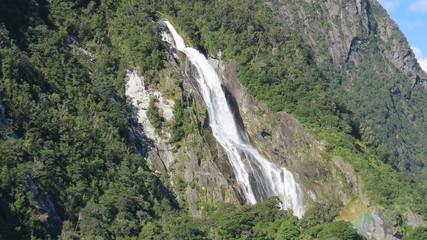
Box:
[402,227,427,240]
[317,221,364,240]
[147,96,162,129]
[276,216,300,240]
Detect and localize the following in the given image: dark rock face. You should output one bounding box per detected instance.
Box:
[0,97,6,127]
[364,206,399,240]
[142,12,426,235]
[208,54,403,239]
[271,0,427,181]
[274,0,424,77]
[126,50,243,217]
[167,56,244,217]
[212,57,326,184]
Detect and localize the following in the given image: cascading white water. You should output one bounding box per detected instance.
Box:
[164,21,304,217]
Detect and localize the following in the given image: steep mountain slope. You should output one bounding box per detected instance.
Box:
[270,0,427,183]
[0,0,426,239]
[0,1,177,238]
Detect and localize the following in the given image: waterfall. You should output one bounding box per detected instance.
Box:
[164,21,304,217]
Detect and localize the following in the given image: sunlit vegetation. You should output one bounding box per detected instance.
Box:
[160,0,426,227]
[0,0,425,239]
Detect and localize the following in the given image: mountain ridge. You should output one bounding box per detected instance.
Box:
[270,0,427,183]
[0,0,426,239]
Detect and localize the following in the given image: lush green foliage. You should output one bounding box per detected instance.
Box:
[138,198,365,240]
[170,97,193,145]
[319,130,427,219]
[147,97,162,130]
[402,227,427,240]
[160,0,426,228]
[271,0,427,184]
[0,0,426,239]
[165,0,352,133]
[0,1,172,239]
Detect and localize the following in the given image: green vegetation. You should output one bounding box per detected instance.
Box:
[269,0,427,185]
[0,0,426,239]
[170,97,193,144]
[147,97,162,130]
[168,0,352,133]
[138,198,365,240]
[402,227,427,240]
[160,0,426,229]
[0,1,172,239]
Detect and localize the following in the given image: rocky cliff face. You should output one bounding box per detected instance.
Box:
[0,97,6,127]
[125,50,243,217]
[270,0,427,182]
[274,0,426,81]
[208,54,405,239]
[209,56,330,203]
[2,0,425,238]
[42,1,425,235]
[128,25,415,238]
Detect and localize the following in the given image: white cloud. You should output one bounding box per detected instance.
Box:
[378,0,400,12]
[419,58,427,72]
[411,46,427,72]
[412,46,422,57]
[410,0,427,13]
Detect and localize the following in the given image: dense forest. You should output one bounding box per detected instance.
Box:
[0,0,426,239]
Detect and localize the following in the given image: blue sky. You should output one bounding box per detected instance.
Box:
[378,0,427,71]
